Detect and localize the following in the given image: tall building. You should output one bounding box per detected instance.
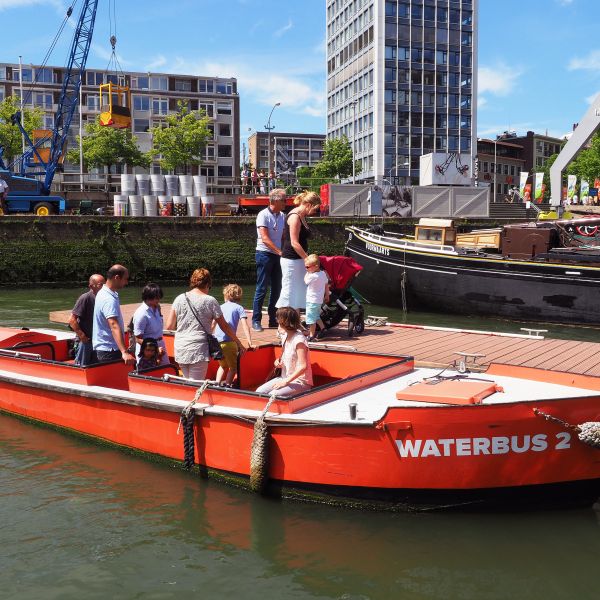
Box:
[0,63,239,183]
[326,0,478,185]
[247,131,325,178]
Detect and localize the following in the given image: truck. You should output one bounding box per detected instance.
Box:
[0,1,99,216]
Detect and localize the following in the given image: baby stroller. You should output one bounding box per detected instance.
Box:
[317,255,365,337]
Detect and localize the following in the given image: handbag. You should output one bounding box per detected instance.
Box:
[184,293,224,361]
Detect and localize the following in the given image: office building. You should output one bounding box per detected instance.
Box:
[0,62,239,183]
[476,138,525,202]
[326,0,478,185]
[247,131,325,178]
[507,130,564,174]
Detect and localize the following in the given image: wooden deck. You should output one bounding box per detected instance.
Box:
[50,304,600,376]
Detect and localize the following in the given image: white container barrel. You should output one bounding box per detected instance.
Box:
[150,174,165,194]
[121,174,136,194]
[135,174,151,195]
[179,175,194,196]
[113,194,129,216]
[164,175,179,196]
[143,195,158,216]
[128,195,144,217]
[192,175,207,197]
[172,195,188,216]
[187,196,201,217]
[157,195,173,216]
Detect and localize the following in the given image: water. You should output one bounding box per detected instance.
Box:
[1,288,600,598]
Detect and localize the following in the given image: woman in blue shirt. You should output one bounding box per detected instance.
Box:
[132,283,169,366]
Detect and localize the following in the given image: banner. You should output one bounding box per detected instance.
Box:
[534,173,544,202]
[581,180,589,203]
[519,172,528,198]
[567,174,577,201]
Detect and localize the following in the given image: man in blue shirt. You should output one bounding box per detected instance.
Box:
[93,264,136,365]
[251,188,286,331]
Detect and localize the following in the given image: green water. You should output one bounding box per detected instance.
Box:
[1,287,600,598]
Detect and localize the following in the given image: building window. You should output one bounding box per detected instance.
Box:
[34,93,53,108]
[150,76,167,91]
[133,95,150,111]
[152,98,168,115]
[133,119,150,133]
[199,103,214,118]
[87,94,100,110]
[36,68,53,83]
[86,71,103,86]
[219,123,231,137]
[215,82,232,94]
[132,76,149,90]
[198,79,214,93]
[217,144,232,158]
[13,68,33,82]
[216,102,232,115]
[174,79,192,92]
[218,165,233,177]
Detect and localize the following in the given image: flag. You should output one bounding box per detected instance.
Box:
[581,180,589,202]
[534,173,544,202]
[567,174,577,201]
[519,172,528,198]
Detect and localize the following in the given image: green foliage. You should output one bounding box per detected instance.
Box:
[295,166,335,194]
[312,136,361,180]
[149,101,211,172]
[66,117,150,171]
[567,133,600,186]
[0,95,43,163]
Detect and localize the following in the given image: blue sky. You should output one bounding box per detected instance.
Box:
[2,0,599,146]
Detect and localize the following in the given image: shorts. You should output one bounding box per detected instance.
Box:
[305,302,322,325]
[218,341,238,369]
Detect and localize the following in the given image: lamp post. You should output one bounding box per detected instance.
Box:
[351,100,357,184]
[493,137,498,203]
[265,102,280,180]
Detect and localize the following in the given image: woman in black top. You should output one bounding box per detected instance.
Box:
[276,191,321,310]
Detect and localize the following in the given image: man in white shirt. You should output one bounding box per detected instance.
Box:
[251,188,286,331]
[0,177,8,215]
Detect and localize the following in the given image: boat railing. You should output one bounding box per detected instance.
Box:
[351,227,455,253]
[0,348,42,360]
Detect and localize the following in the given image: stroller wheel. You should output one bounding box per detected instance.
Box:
[354,316,365,334]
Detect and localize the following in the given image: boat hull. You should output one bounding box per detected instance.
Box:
[346,228,600,324]
[2,371,600,511]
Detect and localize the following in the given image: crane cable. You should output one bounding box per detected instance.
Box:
[104,0,125,82]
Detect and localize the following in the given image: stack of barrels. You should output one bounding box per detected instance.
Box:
[115,174,210,216]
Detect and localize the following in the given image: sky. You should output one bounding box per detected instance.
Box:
[1,0,599,147]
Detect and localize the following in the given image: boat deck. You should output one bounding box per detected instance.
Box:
[49,304,600,376]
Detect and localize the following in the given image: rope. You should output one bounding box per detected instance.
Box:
[533,408,600,450]
[249,393,278,493]
[400,268,407,321]
[177,380,210,469]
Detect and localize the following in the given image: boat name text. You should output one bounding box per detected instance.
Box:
[395,433,571,458]
[366,241,390,256]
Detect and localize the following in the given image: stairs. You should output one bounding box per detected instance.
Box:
[489,202,551,220]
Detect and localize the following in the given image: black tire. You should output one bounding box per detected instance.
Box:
[33,202,56,216]
[354,316,365,334]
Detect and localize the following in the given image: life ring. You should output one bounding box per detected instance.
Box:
[576,225,598,236]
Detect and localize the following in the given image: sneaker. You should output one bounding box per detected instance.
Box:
[252,322,264,332]
[268,321,278,328]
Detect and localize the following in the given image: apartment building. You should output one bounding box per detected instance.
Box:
[247,131,325,178]
[476,138,525,202]
[0,63,239,182]
[507,130,564,174]
[326,0,478,185]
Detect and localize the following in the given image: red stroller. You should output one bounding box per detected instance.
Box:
[317,255,365,336]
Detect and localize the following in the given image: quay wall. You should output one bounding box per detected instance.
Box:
[0,217,357,285]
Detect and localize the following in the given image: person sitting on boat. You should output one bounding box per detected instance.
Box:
[214,284,253,387]
[256,306,313,397]
[92,264,136,365]
[132,283,169,366]
[68,273,105,366]
[165,268,246,381]
[137,337,160,371]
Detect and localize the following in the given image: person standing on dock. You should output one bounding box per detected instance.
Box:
[93,264,136,365]
[68,273,105,366]
[251,188,286,332]
[0,176,8,214]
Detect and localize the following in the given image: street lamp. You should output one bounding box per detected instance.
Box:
[351,100,357,184]
[493,137,498,203]
[265,102,280,180]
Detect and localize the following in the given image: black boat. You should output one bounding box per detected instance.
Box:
[345,218,600,324]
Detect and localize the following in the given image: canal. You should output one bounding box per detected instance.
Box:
[1,287,599,599]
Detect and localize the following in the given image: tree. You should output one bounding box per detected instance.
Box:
[567,133,600,187]
[0,95,43,164]
[66,118,150,172]
[312,136,361,180]
[149,101,211,172]
[295,166,332,194]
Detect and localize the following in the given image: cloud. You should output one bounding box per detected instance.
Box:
[0,0,62,11]
[146,55,167,71]
[478,63,523,97]
[568,50,600,71]
[273,18,293,38]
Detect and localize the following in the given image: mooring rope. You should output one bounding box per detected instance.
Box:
[177,380,210,470]
[249,392,278,493]
[533,408,600,450]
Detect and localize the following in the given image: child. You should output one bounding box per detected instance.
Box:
[304,254,329,341]
[138,337,160,371]
[214,284,253,386]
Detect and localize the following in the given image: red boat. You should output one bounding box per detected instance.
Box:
[1,326,600,510]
